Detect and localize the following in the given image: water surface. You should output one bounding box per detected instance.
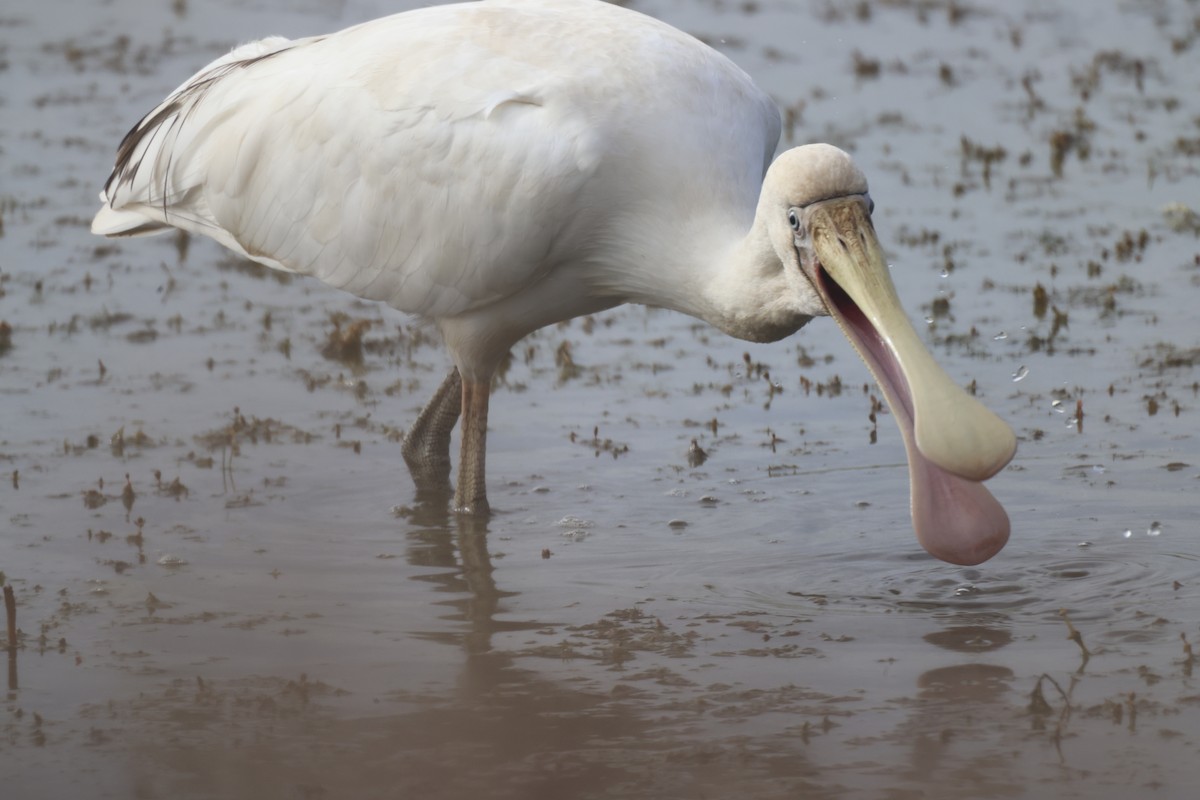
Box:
[2,0,1199,797]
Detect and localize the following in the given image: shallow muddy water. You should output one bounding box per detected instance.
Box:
[2,0,1200,797]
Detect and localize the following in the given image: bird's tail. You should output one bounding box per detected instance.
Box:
[90,205,172,237]
[91,35,299,240]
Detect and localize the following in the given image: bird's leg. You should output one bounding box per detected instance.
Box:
[402,368,462,491]
[454,377,491,515]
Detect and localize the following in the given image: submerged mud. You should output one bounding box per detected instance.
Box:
[1,0,1199,797]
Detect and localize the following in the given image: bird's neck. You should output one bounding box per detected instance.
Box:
[709,215,814,343]
[612,209,815,344]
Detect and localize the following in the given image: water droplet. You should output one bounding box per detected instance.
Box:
[993,331,1008,341]
[924,316,934,325]
[1051,399,1064,413]
[157,554,187,567]
[1123,529,1133,539]
[1147,521,1162,537]
[940,269,950,278]
[1012,365,1029,382]
[668,519,689,530]
[1077,541,1092,548]
[954,583,980,597]
[1091,465,1106,474]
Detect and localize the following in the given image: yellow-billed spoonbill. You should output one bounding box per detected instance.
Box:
[93,0,1016,564]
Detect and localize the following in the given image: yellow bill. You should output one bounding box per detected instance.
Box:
[803,197,1016,565]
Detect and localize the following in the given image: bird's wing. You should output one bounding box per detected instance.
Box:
[93,3,606,318]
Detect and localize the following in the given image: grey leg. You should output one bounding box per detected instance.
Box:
[402,368,462,491]
[453,377,491,515]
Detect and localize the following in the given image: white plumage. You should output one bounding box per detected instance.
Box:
[95,0,1017,564]
[95,1,777,327]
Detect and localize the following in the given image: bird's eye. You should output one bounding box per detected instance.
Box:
[788,210,800,230]
[867,196,875,215]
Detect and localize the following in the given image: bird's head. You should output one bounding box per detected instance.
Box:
[764,144,1017,566]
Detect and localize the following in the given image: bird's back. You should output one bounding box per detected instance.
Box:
[94,0,780,319]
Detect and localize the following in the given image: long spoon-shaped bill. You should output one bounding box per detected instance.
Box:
[802,198,1017,565]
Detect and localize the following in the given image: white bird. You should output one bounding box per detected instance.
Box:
[93,0,1016,564]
